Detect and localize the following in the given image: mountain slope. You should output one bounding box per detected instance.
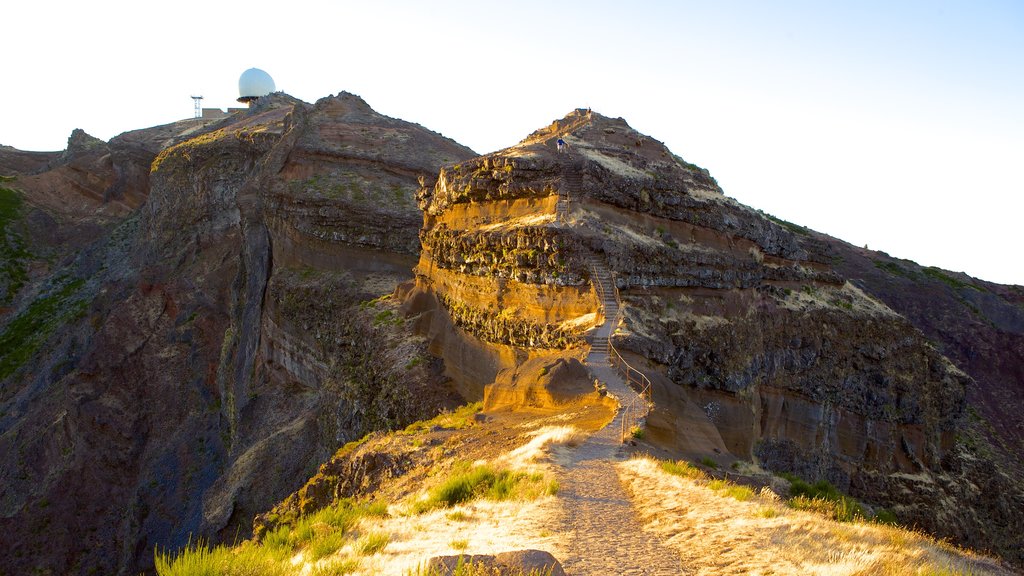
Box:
[0,93,475,576]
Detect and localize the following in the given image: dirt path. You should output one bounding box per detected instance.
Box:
[551,263,682,575]
[555,408,681,575]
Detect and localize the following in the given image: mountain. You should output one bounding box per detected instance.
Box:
[404,109,1024,564]
[0,93,475,575]
[1,103,1021,574]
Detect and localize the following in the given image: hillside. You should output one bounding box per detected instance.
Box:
[1,104,1021,575]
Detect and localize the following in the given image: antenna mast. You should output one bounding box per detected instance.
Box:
[191,95,203,119]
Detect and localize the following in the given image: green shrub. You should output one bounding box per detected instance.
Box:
[700,457,719,469]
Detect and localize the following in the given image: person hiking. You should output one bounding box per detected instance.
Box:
[557,137,566,153]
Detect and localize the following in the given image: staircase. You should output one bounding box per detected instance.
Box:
[557,163,583,224]
[587,260,652,441]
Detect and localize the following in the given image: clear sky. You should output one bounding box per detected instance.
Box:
[3,1,1022,285]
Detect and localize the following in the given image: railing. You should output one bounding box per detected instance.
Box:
[589,263,653,442]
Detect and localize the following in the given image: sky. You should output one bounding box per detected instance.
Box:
[3,0,1022,285]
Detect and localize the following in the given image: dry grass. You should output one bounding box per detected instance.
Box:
[618,456,1008,576]
[331,426,580,574]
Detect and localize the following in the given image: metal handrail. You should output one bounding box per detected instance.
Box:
[589,263,653,441]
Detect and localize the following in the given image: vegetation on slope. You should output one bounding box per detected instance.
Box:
[155,404,560,576]
[0,276,86,380]
[0,177,31,305]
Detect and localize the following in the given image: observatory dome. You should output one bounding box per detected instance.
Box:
[238,68,276,102]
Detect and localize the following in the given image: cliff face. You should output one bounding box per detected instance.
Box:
[409,109,1023,564]
[0,93,474,576]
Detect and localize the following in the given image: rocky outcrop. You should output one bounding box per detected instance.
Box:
[0,92,474,576]
[409,109,1023,566]
[426,550,566,576]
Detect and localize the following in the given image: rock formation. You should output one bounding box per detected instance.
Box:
[0,92,474,576]
[407,109,1024,565]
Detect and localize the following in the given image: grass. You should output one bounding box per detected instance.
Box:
[707,479,755,502]
[311,558,361,576]
[764,213,810,236]
[0,182,30,304]
[624,456,1004,576]
[154,539,291,576]
[449,538,469,551]
[414,465,552,514]
[0,277,87,380]
[660,459,706,480]
[356,531,390,555]
[923,266,983,291]
[779,473,868,522]
[401,402,482,435]
[156,499,387,576]
[308,532,346,560]
[873,259,918,280]
[699,456,719,469]
[630,425,645,440]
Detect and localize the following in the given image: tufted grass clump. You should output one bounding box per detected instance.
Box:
[414,465,551,513]
[699,456,719,469]
[155,538,290,576]
[707,479,756,502]
[780,473,868,522]
[356,531,390,556]
[660,459,706,480]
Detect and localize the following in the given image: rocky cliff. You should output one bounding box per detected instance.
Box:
[2,101,1022,574]
[0,93,474,576]
[408,109,1023,564]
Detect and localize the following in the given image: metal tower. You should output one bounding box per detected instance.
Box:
[191,95,203,119]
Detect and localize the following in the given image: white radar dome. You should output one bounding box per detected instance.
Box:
[238,68,276,102]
